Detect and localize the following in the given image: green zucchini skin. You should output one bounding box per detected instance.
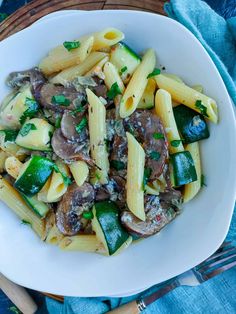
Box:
[21,194,50,218]
[171,151,197,186]
[94,201,130,256]
[173,105,209,143]
[0,130,18,142]
[14,155,54,197]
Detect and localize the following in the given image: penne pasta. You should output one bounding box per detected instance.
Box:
[5,156,23,179]
[155,74,218,123]
[69,160,89,187]
[0,150,8,173]
[46,224,64,245]
[50,52,108,84]
[119,49,156,118]
[92,28,124,51]
[37,177,51,202]
[0,176,44,238]
[183,142,201,203]
[87,89,109,184]
[155,89,184,153]
[137,78,156,109]
[126,132,145,221]
[59,234,106,254]
[85,56,109,79]
[39,36,94,75]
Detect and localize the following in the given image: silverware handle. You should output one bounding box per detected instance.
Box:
[0,273,38,314]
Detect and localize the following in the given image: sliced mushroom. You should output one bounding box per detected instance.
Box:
[51,129,92,164]
[121,193,181,238]
[56,183,95,236]
[61,110,87,141]
[39,83,85,112]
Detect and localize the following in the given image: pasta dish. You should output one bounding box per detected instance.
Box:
[0,28,218,256]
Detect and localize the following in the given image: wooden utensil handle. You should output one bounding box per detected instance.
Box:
[107,300,140,314]
[0,273,38,314]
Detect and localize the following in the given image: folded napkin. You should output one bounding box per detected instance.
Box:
[46,1,236,313]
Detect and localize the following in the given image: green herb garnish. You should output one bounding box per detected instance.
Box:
[0,130,18,142]
[0,13,8,23]
[95,172,101,180]
[201,174,207,187]
[51,95,70,106]
[195,100,209,117]
[147,68,161,79]
[120,66,128,75]
[63,41,80,51]
[149,151,161,161]
[19,123,37,136]
[153,132,164,140]
[70,105,86,116]
[55,117,62,128]
[143,167,152,189]
[107,82,122,100]
[82,211,94,220]
[110,160,126,171]
[9,306,22,314]
[75,117,87,133]
[20,98,39,124]
[170,139,184,147]
[53,164,72,186]
[21,219,31,226]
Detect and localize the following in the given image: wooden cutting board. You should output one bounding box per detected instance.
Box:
[0,0,166,302]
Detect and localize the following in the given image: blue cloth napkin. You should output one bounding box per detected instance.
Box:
[46,1,236,313]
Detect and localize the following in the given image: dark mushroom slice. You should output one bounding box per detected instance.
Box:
[61,110,87,141]
[110,134,128,178]
[121,193,181,238]
[124,110,169,180]
[39,83,85,112]
[51,129,93,165]
[56,183,95,236]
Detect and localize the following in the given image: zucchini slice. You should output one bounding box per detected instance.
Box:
[15,118,54,151]
[110,42,141,83]
[173,105,209,144]
[92,201,132,256]
[170,151,197,186]
[21,194,50,218]
[14,155,54,197]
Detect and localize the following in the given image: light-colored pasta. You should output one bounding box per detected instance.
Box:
[87,89,109,184]
[59,235,106,254]
[0,176,44,238]
[37,177,51,202]
[92,28,124,51]
[155,74,218,123]
[50,52,108,84]
[126,132,145,221]
[103,61,125,92]
[85,56,109,79]
[69,160,89,187]
[155,89,184,154]
[119,49,156,118]
[0,150,8,173]
[47,161,70,203]
[145,184,160,196]
[39,36,94,75]
[183,142,201,203]
[5,156,23,179]
[137,78,156,109]
[46,224,64,245]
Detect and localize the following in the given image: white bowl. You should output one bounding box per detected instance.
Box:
[0,10,235,297]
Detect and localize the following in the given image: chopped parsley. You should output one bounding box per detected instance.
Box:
[170,139,184,147]
[53,164,72,186]
[201,174,207,187]
[110,160,126,171]
[70,104,86,116]
[126,123,135,136]
[95,172,101,180]
[149,151,161,161]
[143,167,152,189]
[0,130,18,142]
[51,95,70,106]
[195,100,209,117]
[147,68,161,79]
[63,40,80,51]
[82,211,94,220]
[75,117,87,133]
[19,123,37,136]
[0,13,8,23]
[153,132,164,140]
[107,82,122,100]
[21,219,31,226]
[120,66,128,75]
[55,117,62,128]
[9,306,22,314]
[20,98,39,124]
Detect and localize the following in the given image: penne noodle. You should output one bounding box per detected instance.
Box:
[5,156,23,179]
[37,177,51,202]
[46,224,64,245]
[85,56,109,79]
[69,160,89,187]
[183,142,201,203]
[87,89,109,184]
[119,48,156,118]
[0,150,8,173]
[0,176,44,238]
[103,61,125,93]
[155,89,184,154]
[137,78,156,109]
[92,28,124,51]
[155,74,218,123]
[39,36,94,75]
[126,132,145,221]
[50,52,108,84]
